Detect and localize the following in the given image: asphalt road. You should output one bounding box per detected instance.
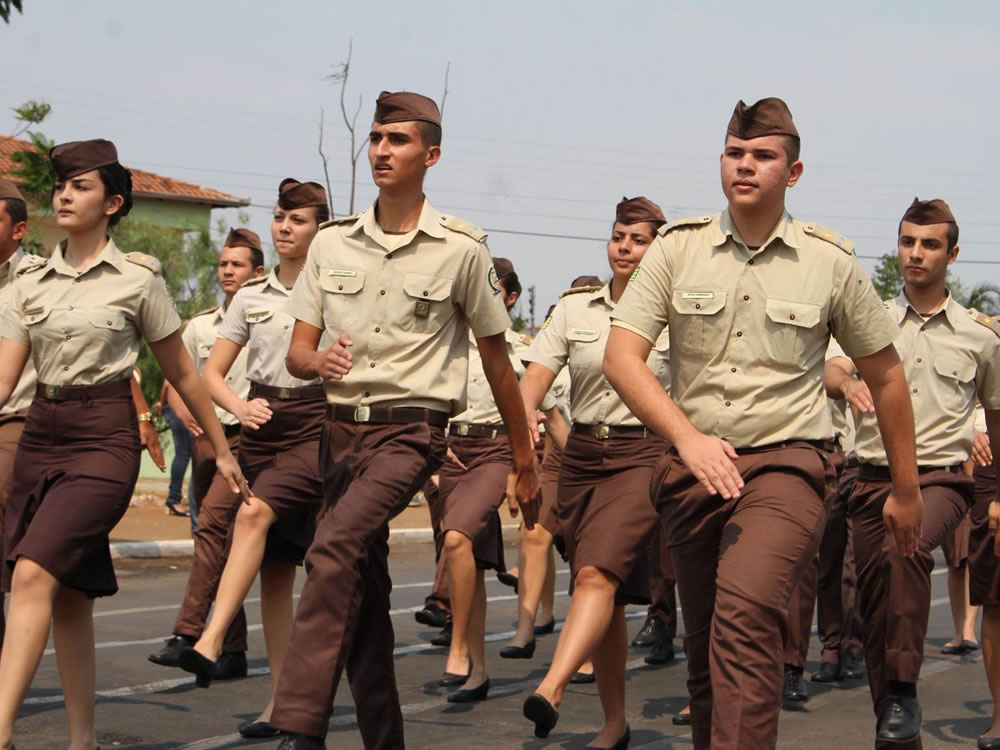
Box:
[12,542,994,749]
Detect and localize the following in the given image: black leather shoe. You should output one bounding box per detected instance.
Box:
[631,616,666,647]
[238,720,280,738]
[431,622,452,647]
[497,570,519,592]
[178,647,216,688]
[276,734,326,749]
[586,725,630,750]
[672,711,691,726]
[499,640,536,659]
[978,735,1000,749]
[534,618,555,636]
[447,678,490,703]
[941,641,966,655]
[439,658,471,687]
[841,654,865,680]
[414,603,448,629]
[523,693,559,738]
[644,639,675,665]
[214,651,248,681]
[148,634,195,667]
[782,665,808,709]
[811,661,840,683]
[877,695,921,743]
[569,670,596,684]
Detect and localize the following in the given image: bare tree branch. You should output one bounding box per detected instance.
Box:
[326,39,365,214]
[317,107,335,218]
[440,61,451,117]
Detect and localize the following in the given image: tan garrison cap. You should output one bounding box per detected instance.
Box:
[49,139,120,181]
[616,196,666,227]
[278,178,328,210]
[902,197,956,226]
[493,256,515,279]
[374,91,441,126]
[727,98,799,140]
[0,179,24,202]
[224,228,262,251]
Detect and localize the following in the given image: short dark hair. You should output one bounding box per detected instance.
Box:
[783,136,800,164]
[0,197,27,226]
[97,163,133,227]
[897,219,959,252]
[499,270,522,298]
[248,246,265,269]
[415,121,442,148]
[313,203,330,224]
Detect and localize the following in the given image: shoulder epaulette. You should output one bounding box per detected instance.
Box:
[803,223,855,254]
[15,254,46,276]
[241,275,268,288]
[657,215,713,237]
[319,214,358,229]
[518,333,533,347]
[440,215,487,242]
[125,252,163,274]
[192,306,218,319]
[969,309,1000,338]
[559,285,602,298]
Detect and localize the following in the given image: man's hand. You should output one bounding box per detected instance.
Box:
[973,429,993,467]
[315,334,354,380]
[883,490,923,558]
[675,430,744,499]
[140,421,166,471]
[151,400,164,417]
[506,460,541,529]
[237,398,273,430]
[445,445,468,471]
[215,450,251,502]
[842,377,875,414]
[989,499,1000,556]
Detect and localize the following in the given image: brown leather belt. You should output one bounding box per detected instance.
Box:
[36,379,130,401]
[250,382,325,401]
[732,439,840,455]
[449,423,507,439]
[327,404,449,428]
[858,463,962,482]
[572,422,650,440]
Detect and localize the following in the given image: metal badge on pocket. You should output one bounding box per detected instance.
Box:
[415,300,430,318]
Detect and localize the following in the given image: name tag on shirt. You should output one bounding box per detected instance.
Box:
[328,269,357,278]
[681,292,715,300]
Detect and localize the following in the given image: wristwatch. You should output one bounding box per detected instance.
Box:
[137,411,154,423]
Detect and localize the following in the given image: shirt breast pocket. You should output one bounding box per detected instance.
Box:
[245,309,276,362]
[763,298,823,364]
[670,289,727,355]
[401,272,454,334]
[87,309,128,359]
[933,355,976,413]
[319,269,365,329]
[566,326,602,371]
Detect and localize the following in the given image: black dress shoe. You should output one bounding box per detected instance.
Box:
[631,615,666,647]
[499,640,536,659]
[439,658,471,687]
[497,570,519,592]
[148,634,195,667]
[672,711,691,726]
[523,693,559,738]
[214,651,248,680]
[782,665,808,709]
[877,695,921,743]
[586,725,630,750]
[238,720,280,738]
[644,639,675,665]
[978,735,1000,749]
[178,647,217,688]
[431,622,452,647]
[570,670,596,684]
[811,661,840,683]
[534,618,555,636]
[941,641,966,655]
[964,639,982,652]
[447,678,490,703]
[414,603,448,629]
[841,654,865,680]
[276,734,326,750]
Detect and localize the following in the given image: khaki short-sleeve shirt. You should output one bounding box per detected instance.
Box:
[527,284,671,426]
[0,249,43,414]
[853,294,1000,466]
[285,200,511,415]
[1,239,181,386]
[218,268,323,389]
[182,306,248,427]
[610,210,897,448]
[451,326,522,425]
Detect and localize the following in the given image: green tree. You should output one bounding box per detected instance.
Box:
[0,0,23,23]
[956,282,1000,316]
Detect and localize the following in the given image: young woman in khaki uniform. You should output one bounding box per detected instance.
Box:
[0,139,243,750]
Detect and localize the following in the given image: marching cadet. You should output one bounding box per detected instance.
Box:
[519,197,672,749]
[604,99,918,750]
[0,180,43,651]
[632,523,679,665]
[827,198,1000,748]
[148,228,262,677]
[268,90,539,750]
[0,139,244,750]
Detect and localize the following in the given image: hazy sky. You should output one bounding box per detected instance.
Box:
[2,0,998,321]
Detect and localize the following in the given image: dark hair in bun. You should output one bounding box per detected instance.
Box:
[97,163,133,227]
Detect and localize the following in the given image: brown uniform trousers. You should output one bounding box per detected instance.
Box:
[647,519,678,640]
[970,462,1000,607]
[851,465,975,750]
[272,418,447,745]
[655,443,833,750]
[423,477,451,616]
[0,412,26,646]
[172,427,247,652]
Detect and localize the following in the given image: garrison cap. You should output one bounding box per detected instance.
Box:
[224,228,262,252]
[0,179,25,202]
[374,91,441,127]
[727,98,799,141]
[277,178,328,210]
[901,197,956,226]
[615,196,666,228]
[492,256,516,280]
[49,139,120,181]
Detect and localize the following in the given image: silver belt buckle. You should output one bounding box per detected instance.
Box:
[354,405,371,423]
[489,428,498,440]
[277,387,292,400]
[45,384,59,399]
[457,423,470,436]
[596,424,610,440]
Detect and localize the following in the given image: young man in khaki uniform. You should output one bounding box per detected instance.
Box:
[270,91,539,750]
[604,97,921,750]
[148,228,262,675]
[826,198,1000,748]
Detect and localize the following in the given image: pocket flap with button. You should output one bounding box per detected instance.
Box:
[22,306,52,325]
[566,327,601,343]
[89,311,126,330]
[245,308,275,324]
[403,272,453,302]
[320,269,366,295]
[765,299,822,328]
[672,289,726,315]
[934,355,975,383]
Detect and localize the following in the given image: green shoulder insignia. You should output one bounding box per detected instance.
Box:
[319,214,358,230]
[559,284,602,299]
[658,215,713,237]
[125,252,163,274]
[241,275,268,288]
[803,223,855,254]
[440,215,487,242]
[969,309,1000,339]
[15,254,47,277]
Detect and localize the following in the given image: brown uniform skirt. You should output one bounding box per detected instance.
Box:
[439,433,511,572]
[3,381,139,598]
[558,431,666,605]
[538,438,563,544]
[241,385,325,566]
[969,462,1000,606]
